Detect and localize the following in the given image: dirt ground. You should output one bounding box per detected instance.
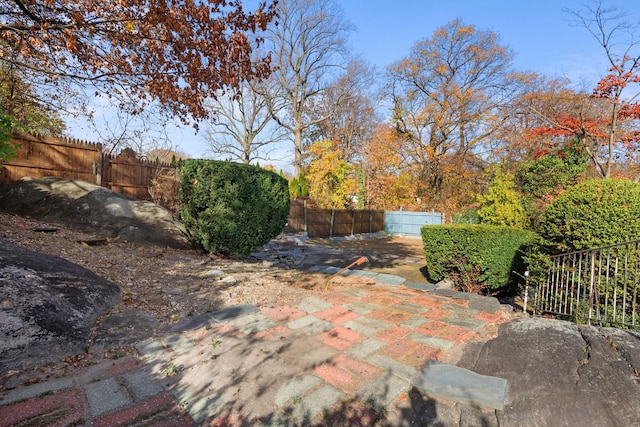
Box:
[0,213,428,367]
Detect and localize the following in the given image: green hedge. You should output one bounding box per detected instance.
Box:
[537,178,640,253]
[421,224,536,293]
[179,159,290,255]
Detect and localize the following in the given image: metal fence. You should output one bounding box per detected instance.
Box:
[384,210,444,237]
[534,240,640,329]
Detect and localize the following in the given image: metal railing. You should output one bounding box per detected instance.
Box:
[534,240,640,329]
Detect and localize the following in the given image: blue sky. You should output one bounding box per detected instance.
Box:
[342,0,638,87]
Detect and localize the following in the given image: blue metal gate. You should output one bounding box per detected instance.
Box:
[384,210,444,237]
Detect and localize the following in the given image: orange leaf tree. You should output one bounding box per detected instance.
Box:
[361,124,421,211]
[530,1,640,178]
[386,19,525,211]
[0,0,276,123]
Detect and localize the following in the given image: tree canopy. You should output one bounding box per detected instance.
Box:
[0,0,277,122]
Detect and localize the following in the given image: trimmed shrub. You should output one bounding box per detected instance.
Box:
[421,224,536,294]
[179,159,290,255]
[537,178,640,253]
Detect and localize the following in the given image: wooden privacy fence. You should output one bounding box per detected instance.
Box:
[287,199,385,238]
[0,132,100,184]
[0,132,176,201]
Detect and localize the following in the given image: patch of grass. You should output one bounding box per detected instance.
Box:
[211,339,222,349]
[161,362,179,377]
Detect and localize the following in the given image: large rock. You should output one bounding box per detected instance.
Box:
[0,176,189,248]
[0,239,121,373]
[457,317,640,427]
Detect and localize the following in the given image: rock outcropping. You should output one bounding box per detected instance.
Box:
[0,176,189,248]
[0,239,121,373]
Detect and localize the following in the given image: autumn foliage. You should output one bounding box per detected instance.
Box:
[525,58,640,178]
[0,0,276,121]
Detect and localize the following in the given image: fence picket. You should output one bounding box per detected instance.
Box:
[536,240,640,330]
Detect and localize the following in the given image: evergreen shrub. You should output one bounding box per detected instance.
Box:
[477,170,528,228]
[179,159,290,255]
[421,224,536,293]
[537,178,640,253]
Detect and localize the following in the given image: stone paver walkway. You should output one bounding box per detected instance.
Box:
[0,267,513,426]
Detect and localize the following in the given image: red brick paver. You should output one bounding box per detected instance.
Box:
[407,295,448,308]
[365,294,403,307]
[321,291,359,305]
[262,306,307,323]
[422,307,451,320]
[379,339,442,368]
[315,306,360,324]
[375,326,412,343]
[368,308,414,325]
[417,320,475,343]
[314,354,382,394]
[252,324,289,340]
[474,311,507,323]
[94,392,192,427]
[0,389,85,427]
[320,326,366,350]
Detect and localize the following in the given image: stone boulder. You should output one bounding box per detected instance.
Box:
[456,317,640,426]
[0,176,189,248]
[0,239,121,373]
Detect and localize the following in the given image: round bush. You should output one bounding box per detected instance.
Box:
[179,160,290,255]
[537,178,640,252]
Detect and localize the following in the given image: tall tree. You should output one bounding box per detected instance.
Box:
[203,78,286,164]
[487,73,575,169]
[362,124,420,210]
[263,0,353,175]
[0,0,276,123]
[306,59,378,163]
[558,1,640,178]
[386,19,524,211]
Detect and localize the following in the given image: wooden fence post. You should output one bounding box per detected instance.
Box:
[369,210,373,233]
[351,210,355,236]
[303,199,308,233]
[330,209,335,237]
[96,143,102,186]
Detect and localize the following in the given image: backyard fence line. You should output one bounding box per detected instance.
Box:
[1,132,176,201]
[286,199,385,238]
[2,133,445,236]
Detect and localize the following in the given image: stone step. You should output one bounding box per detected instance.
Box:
[413,361,507,410]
